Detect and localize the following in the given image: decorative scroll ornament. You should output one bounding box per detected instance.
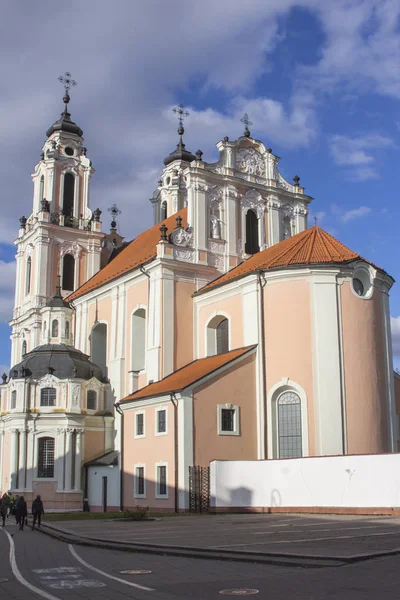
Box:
[170,227,193,247]
[207,185,223,205]
[60,240,82,258]
[38,373,59,387]
[25,244,34,256]
[236,148,265,177]
[241,189,265,217]
[294,203,308,216]
[72,384,80,407]
[208,253,224,270]
[281,203,294,218]
[173,247,194,261]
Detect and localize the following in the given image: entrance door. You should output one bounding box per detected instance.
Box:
[102,476,108,512]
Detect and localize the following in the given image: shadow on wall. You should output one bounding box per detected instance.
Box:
[229,486,253,508]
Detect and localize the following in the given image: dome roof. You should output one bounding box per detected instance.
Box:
[46,107,83,138]
[163,139,196,166]
[10,344,104,382]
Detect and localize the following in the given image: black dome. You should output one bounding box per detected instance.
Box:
[10,344,104,381]
[163,139,196,166]
[46,108,83,138]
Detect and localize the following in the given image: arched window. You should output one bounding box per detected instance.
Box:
[207,316,229,356]
[277,391,302,459]
[245,209,259,255]
[22,340,27,357]
[40,387,56,407]
[282,215,291,240]
[131,309,146,371]
[11,390,17,410]
[62,254,75,291]
[62,173,75,218]
[161,201,167,221]
[91,323,107,378]
[87,390,97,410]
[39,175,44,204]
[38,437,55,478]
[51,319,59,337]
[26,256,32,295]
[65,321,70,339]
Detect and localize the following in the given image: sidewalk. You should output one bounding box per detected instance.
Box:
[39,512,400,568]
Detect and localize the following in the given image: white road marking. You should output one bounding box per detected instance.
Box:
[68,544,154,592]
[0,527,61,600]
[211,530,400,548]
[252,524,385,535]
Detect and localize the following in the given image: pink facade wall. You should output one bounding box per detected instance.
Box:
[122,403,176,511]
[264,280,316,454]
[84,430,105,463]
[341,282,389,454]
[193,354,257,465]
[174,281,196,369]
[197,294,243,358]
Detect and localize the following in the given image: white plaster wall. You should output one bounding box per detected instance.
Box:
[87,465,119,510]
[210,455,400,509]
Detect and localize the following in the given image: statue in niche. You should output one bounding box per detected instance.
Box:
[282,216,291,239]
[210,211,221,239]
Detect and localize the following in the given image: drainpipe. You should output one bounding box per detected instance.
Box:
[170,392,179,513]
[115,403,124,511]
[257,271,268,459]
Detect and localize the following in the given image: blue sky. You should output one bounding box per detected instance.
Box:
[0,0,399,371]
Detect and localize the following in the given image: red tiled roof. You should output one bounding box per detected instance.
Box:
[119,345,255,404]
[199,225,384,293]
[68,208,188,301]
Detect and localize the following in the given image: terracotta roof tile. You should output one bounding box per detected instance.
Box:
[68,208,188,301]
[119,345,255,404]
[199,225,384,293]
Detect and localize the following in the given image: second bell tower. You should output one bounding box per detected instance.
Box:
[10,73,104,367]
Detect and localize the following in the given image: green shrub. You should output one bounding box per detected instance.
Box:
[123,505,149,520]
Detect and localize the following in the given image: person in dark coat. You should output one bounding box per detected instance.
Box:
[32,495,44,530]
[0,493,10,526]
[15,496,28,530]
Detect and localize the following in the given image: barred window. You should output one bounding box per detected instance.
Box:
[277,391,302,459]
[157,410,166,433]
[157,465,167,496]
[135,466,145,496]
[40,387,56,407]
[11,390,17,410]
[221,408,235,432]
[65,321,70,339]
[87,390,97,410]
[38,437,55,478]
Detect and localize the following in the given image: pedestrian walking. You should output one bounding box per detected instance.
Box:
[32,495,44,530]
[15,496,28,530]
[0,493,10,526]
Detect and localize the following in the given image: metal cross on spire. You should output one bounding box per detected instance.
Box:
[240,113,252,138]
[108,203,121,230]
[58,72,77,106]
[172,103,189,136]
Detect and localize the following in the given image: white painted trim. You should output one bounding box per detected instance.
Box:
[267,378,309,459]
[133,463,146,498]
[155,461,168,499]
[134,410,145,438]
[155,406,168,436]
[205,311,231,357]
[217,404,240,436]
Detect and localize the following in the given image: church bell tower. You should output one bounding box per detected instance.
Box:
[10,73,104,367]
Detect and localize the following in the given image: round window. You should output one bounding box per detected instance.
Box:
[353,278,364,296]
[65,147,74,156]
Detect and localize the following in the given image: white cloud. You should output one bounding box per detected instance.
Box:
[391,316,400,364]
[329,134,393,180]
[331,204,372,224]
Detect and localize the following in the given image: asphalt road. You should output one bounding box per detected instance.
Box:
[45,513,400,558]
[2,517,400,599]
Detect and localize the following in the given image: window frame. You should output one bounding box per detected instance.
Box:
[26,256,32,296]
[11,390,17,410]
[134,411,145,438]
[217,404,240,436]
[133,464,146,498]
[51,319,59,338]
[155,407,168,436]
[40,387,57,407]
[37,436,55,479]
[276,390,303,459]
[155,463,168,499]
[87,389,97,411]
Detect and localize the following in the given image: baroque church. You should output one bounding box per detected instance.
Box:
[0,77,398,512]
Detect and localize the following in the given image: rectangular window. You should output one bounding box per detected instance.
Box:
[135,466,145,497]
[157,465,167,496]
[221,408,235,432]
[38,437,55,478]
[135,413,145,437]
[157,409,166,434]
[11,390,17,410]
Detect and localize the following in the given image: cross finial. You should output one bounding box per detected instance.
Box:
[58,72,77,107]
[240,113,252,138]
[172,103,189,137]
[107,203,121,231]
[313,215,318,225]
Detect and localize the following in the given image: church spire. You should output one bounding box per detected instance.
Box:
[46,71,83,138]
[163,103,196,166]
